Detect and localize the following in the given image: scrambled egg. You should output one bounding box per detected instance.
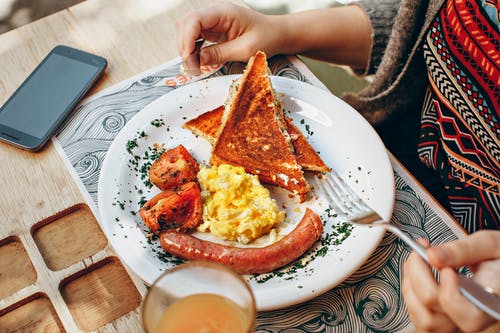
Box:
[197,164,285,244]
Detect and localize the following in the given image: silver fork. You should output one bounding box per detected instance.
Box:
[315,171,500,320]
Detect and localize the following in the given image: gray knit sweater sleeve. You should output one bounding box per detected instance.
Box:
[356,0,402,75]
[341,0,443,126]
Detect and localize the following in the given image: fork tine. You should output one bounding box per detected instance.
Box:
[328,171,370,214]
[314,175,348,216]
[315,171,373,219]
[328,173,366,216]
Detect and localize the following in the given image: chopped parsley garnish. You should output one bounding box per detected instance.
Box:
[126,139,139,154]
[150,118,165,127]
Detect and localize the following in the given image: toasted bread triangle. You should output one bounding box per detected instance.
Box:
[209,51,310,201]
[184,105,330,173]
[183,106,224,146]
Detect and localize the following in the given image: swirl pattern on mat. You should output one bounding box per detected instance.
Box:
[102,112,126,133]
[353,278,404,331]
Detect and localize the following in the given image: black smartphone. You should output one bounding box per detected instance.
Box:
[0,45,107,151]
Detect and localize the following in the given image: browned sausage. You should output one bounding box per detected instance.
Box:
[159,208,323,274]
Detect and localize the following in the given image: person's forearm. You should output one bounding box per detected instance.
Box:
[276,5,372,70]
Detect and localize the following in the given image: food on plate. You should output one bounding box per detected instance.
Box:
[149,144,200,191]
[159,208,323,274]
[139,182,203,234]
[136,52,327,275]
[183,105,224,145]
[285,118,330,173]
[183,105,330,173]
[197,163,285,244]
[209,50,310,202]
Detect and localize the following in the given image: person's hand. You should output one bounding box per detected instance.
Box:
[176,2,372,74]
[176,2,287,73]
[402,230,500,332]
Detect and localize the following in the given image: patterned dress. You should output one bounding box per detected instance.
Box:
[419,0,499,232]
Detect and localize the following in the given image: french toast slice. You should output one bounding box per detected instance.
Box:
[209,51,310,201]
[183,106,330,173]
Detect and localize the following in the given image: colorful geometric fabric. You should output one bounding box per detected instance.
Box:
[419,0,500,232]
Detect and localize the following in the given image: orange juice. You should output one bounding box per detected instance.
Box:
[153,293,251,333]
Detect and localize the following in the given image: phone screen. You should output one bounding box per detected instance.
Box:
[0,45,106,151]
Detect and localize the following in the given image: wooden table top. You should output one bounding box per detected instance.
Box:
[0,0,232,227]
[0,1,239,332]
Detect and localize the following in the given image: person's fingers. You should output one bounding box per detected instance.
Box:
[199,35,258,65]
[177,8,223,58]
[200,30,228,43]
[469,258,500,297]
[402,257,457,333]
[438,267,497,332]
[416,237,430,247]
[177,3,255,56]
[180,38,204,76]
[176,4,235,74]
[403,288,457,333]
[404,252,441,310]
[428,230,500,269]
[176,14,197,59]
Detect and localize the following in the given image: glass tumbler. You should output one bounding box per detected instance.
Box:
[142,261,256,333]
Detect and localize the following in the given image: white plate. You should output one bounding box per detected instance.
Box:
[97,75,395,311]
